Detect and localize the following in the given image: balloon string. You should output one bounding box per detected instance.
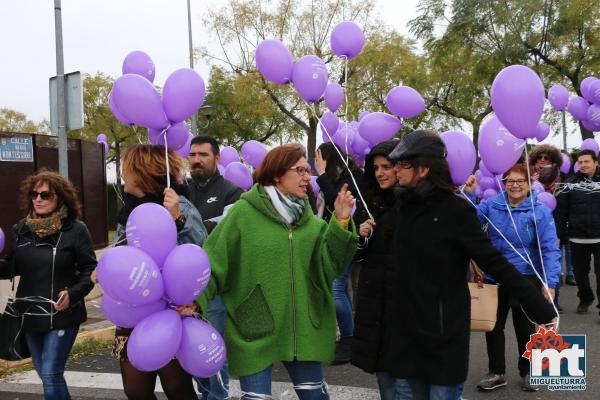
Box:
[343,55,350,165]
[308,103,374,221]
[162,128,171,188]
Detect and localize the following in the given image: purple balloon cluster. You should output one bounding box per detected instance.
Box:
[97,203,224,377]
[109,50,204,156]
[550,76,600,132]
[216,143,265,190]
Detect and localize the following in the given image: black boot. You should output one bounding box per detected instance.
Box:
[332,336,352,365]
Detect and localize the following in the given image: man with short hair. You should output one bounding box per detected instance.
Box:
[187,135,243,400]
[556,149,600,315]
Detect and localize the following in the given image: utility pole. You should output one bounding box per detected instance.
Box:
[187,0,198,134]
[562,110,568,151]
[54,0,68,177]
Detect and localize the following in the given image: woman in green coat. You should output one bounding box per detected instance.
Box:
[195,143,357,399]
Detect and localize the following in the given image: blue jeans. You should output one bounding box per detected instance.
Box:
[562,242,574,276]
[195,296,229,400]
[25,326,79,400]
[239,361,328,399]
[406,379,464,400]
[376,372,413,399]
[332,264,353,338]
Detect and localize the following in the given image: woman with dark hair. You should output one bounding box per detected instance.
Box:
[315,141,363,364]
[93,144,207,400]
[351,139,413,399]
[194,144,357,399]
[0,169,96,399]
[379,130,556,399]
[466,163,560,392]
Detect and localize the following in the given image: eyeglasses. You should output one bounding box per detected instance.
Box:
[504,179,527,187]
[395,161,413,170]
[29,190,55,200]
[289,166,310,176]
[537,155,550,161]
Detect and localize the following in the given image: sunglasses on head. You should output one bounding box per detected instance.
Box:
[29,190,55,201]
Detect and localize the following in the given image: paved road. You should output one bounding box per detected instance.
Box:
[1,283,598,399]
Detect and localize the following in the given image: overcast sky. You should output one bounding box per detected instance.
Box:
[0,0,586,150]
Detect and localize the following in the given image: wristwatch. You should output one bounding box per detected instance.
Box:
[175,213,187,231]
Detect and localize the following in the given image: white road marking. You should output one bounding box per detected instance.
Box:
[1,370,379,399]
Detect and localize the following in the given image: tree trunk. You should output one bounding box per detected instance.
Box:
[114,140,122,193]
[307,115,318,167]
[472,120,481,154]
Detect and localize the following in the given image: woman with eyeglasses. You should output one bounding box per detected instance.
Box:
[465,163,561,392]
[0,169,97,400]
[192,144,357,399]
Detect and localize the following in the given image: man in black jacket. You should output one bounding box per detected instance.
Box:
[556,149,600,315]
[186,135,242,400]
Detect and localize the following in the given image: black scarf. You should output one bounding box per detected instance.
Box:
[117,184,189,226]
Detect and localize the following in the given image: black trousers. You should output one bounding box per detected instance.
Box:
[485,278,538,377]
[570,241,600,308]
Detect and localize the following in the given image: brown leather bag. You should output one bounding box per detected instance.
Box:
[468,261,498,332]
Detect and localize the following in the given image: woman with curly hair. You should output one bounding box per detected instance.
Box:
[0,169,97,400]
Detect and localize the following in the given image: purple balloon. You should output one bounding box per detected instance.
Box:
[479,160,494,177]
[122,50,155,83]
[162,244,211,306]
[319,111,339,141]
[358,112,402,146]
[309,176,320,198]
[292,55,328,103]
[567,96,590,120]
[582,118,600,132]
[255,39,294,84]
[580,138,599,155]
[177,132,194,158]
[217,163,225,175]
[149,122,190,150]
[537,191,557,211]
[108,90,133,126]
[587,103,600,124]
[241,140,268,169]
[547,84,569,111]
[491,65,545,139]
[560,153,571,174]
[96,246,164,305]
[332,123,355,151]
[588,80,600,105]
[440,130,476,186]
[101,141,109,155]
[534,122,550,142]
[580,77,598,102]
[0,228,4,253]
[531,180,544,194]
[386,86,426,118]
[219,146,240,167]
[128,309,182,372]
[112,74,169,130]
[482,188,498,200]
[96,133,108,143]
[479,176,495,191]
[224,162,253,190]
[478,116,525,175]
[163,68,206,124]
[358,111,370,121]
[176,318,226,378]
[324,82,344,112]
[351,133,369,157]
[102,294,166,328]
[330,21,365,60]
[126,203,177,268]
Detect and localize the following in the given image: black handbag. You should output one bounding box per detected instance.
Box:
[0,280,30,361]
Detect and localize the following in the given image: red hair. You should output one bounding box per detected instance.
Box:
[502,163,534,180]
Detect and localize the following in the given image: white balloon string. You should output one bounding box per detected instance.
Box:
[162,128,171,188]
[308,103,374,221]
[343,55,349,165]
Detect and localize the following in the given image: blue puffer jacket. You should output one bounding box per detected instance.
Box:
[476,192,561,288]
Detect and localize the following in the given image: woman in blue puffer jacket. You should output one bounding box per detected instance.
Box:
[468,163,561,393]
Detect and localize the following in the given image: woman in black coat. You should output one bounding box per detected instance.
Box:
[0,169,96,400]
[351,139,412,399]
[381,131,556,400]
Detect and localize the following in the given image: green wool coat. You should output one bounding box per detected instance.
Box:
[196,184,358,377]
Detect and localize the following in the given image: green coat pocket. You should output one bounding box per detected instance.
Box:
[232,284,275,341]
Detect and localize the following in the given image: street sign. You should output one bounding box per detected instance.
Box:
[50,71,83,134]
[0,135,34,162]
